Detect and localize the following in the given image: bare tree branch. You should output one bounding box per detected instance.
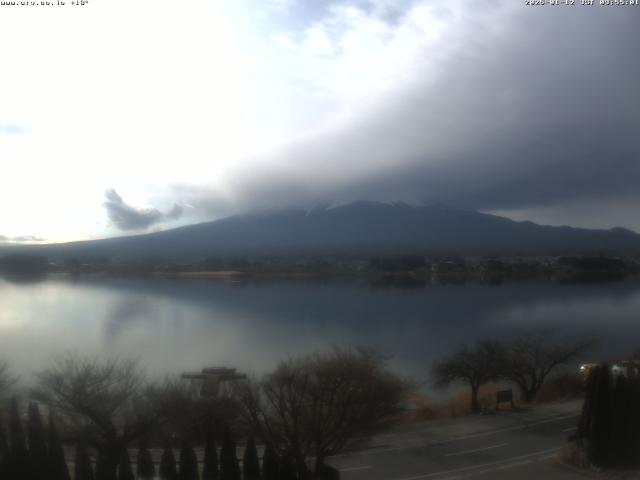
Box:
[234,347,409,477]
[31,354,162,480]
[431,339,505,413]
[503,333,596,402]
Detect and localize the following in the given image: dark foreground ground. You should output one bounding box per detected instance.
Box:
[328,401,590,480]
[59,401,592,479]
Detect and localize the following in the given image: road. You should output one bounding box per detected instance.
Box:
[328,401,588,480]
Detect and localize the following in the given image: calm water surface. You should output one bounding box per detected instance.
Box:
[0,275,638,383]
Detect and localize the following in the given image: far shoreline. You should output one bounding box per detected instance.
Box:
[151,270,322,280]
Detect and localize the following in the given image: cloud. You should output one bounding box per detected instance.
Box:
[11,236,45,242]
[0,235,45,243]
[177,1,640,229]
[0,124,26,135]
[104,189,184,231]
[264,0,296,13]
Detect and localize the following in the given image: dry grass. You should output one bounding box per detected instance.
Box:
[556,443,640,479]
[534,372,584,404]
[403,393,444,422]
[557,442,593,471]
[404,374,584,424]
[403,383,515,423]
[601,472,640,479]
[449,383,515,415]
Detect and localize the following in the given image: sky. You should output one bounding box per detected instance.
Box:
[0,0,639,242]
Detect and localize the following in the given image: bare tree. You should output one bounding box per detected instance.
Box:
[431,340,505,414]
[148,375,240,442]
[32,354,162,480]
[235,347,409,478]
[502,333,595,402]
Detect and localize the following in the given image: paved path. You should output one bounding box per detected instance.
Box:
[328,401,589,480]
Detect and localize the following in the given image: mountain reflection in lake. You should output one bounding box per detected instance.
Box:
[0,275,638,383]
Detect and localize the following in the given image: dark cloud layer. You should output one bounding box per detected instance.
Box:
[104,189,183,231]
[179,4,640,228]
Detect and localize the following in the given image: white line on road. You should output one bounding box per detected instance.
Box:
[444,443,508,457]
[494,459,533,470]
[339,465,372,472]
[562,427,576,433]
[332,413,578,458]
[429,414,579,445]
[389,446,560,480]
[537,453,557,461]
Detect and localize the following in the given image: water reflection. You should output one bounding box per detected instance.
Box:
[105,297,157,345]
[0,275,638,384]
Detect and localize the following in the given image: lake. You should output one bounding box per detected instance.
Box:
[0,274,638,386]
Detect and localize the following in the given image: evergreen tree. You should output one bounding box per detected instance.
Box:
[117,449,135,480]
[612,373,640,468]
[278,451,296,480]
[136,439,155,480]
[179,440,200,480]
[576,366,600,443]
[242,436,260,480]
[8,397,30,480]
[609,374,630,466]
[587,364,612,467]
[578,365,640,469]
[47,411,71,480]
[220,425,240,480]
[95,452,114,480]
[629,376,640,468]
[261,444,279,480]
[159,445,179,480]
[28,402,48,480]
[202,431,219,480]
[74,444,95,480]
[0,425,9,480]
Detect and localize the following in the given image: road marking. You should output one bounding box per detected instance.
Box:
[494,459,533,470]
[339,465,372,472]
[537,453,557,461]
[389,446,560,480]
[429,413,580,445]
[332,445,419,457]
[444,443,508,457]
[332,413,578,458]
[562,427,576,433]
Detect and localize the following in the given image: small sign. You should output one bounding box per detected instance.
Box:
[496,389,515,410]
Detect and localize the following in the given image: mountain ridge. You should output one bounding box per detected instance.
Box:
[2,202,640,260]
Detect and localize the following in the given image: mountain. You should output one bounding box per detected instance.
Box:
[4,202,640,260]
